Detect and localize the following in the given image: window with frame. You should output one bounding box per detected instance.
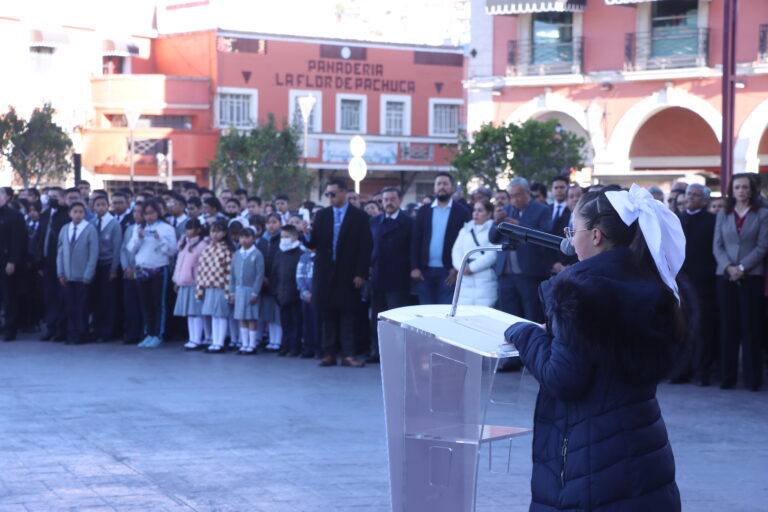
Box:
[651,0,699,58]
[384,101,405,136]
[218,93,254,128]
[30,46,55,73]
[532,12,573,64]
[432,103,459,136]
[340,99,362,132]
[102,56,125,75]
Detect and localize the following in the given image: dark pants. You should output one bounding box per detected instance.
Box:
[416,267,454,305]
[137,267,169,339]
[692,278,717,382]
[123,277,144,342]
[321,309,355,357]
[497,274,545,323]
[65,281,90,343]
[42,263,67,338]
[280,301,303,354]
[718,276,764,389]
[354,296,371,356]
[370,289,411,356]
[0,270,19,337]
[91,264,118,340]
[301,300,319,355]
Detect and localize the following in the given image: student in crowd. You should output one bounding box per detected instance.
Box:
[127,199,177,348]
[272,224,304,356]
[451,199,498,307]
[233,189,249,217]
[202,197,225,225]
[229,226,264,355]
[166,192,189,239]
[274,194,292,225]
[246,196,263,218]
[173,218,209,351]
[0,186,28,341]
[57,202,99,345]
[296,246,318,359]
[196,219,234,353]
[19,201,43,332]
[90,195,123,342]
[186,197,203,222]
[120,203,145,344]
[258,213,283,351]
[224,198,242,219]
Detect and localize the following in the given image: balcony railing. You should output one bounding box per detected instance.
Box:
[625,28,709,71]
[760,24,768,62]
[507,38,584,76]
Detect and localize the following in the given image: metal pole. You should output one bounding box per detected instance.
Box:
[721,0,738,192]
[167,139,174,190]
[448,246,504,317]
[129,128,135,189]
[303,122,309,159]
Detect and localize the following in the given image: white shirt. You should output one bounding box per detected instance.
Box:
[167,213,188,228]
[387,210,400,221]
[69,221,86,242]
[126,221,178,269]
[95,212,115,231]
[239,245,256,257]
[552,201,566,220]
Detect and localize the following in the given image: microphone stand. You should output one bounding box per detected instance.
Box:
[448,246,508,318]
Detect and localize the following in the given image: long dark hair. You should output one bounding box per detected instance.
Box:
[576,190,686,345]
[140,199,162,228]
[179,217,206,252]
[725,173,761,213]
[209,218,235,252]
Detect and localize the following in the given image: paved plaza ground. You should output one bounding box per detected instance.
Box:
[0,335,765,512]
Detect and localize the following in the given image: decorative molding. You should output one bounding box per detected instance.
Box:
[735,97,768,173]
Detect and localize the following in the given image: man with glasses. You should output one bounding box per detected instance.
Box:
[305,178,372,368]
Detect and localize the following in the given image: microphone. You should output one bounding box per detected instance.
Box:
[490,222,576,256]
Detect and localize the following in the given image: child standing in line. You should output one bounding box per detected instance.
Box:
[120,203,144,344]
[196,219,234,353]
[272,225,304,356]
[257,213,283,351]
[227,218,244,350]
[126,199,177,348]
[90,195,123,342]
[296,246,319,358]
[173,218,209,351]
[57,202,99,345]
[229,227,264,355]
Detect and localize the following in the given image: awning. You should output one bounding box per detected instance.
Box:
[604,0,659,4]
[102,39,140,57]
[486,0,586,15]
[30,29,69,47]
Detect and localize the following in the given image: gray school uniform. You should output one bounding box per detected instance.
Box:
[175,285,203,316]
[57,222,99,282]
[95,215,123,273]
[229,247,265,320]
[120,223,138,271]
[201,288,229,318]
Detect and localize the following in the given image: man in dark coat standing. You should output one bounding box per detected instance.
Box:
[410,173,471,305]
[0,187,27,341]
[36,187,69,341]
[674,183,718,386]
[368,186,412,363]
[305,178,372,368]
[491,177,553,323]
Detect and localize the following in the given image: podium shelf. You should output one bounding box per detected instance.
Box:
[480,425,532,443]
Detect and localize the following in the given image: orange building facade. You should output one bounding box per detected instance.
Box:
[466,0,768,191]
[81,28,465,201]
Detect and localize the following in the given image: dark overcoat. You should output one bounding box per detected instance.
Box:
[370,211,412,294]
[506,248,681,512]
[305,204,372,312]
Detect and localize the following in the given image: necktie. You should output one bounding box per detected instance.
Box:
[332,209,342,261]
[172,217,177,228]
[97,217,102,231]
[71,224,77,244]
[554,204,562,220]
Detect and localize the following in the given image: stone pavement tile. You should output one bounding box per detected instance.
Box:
[0,505,26,512]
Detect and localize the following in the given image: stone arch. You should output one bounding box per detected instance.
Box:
[734,97,768,173]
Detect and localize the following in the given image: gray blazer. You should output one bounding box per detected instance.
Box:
[57,222,99,282]
[120,223,138,271]
[713,207,768,276]
[229,248,265,297]
[96,216,123,273]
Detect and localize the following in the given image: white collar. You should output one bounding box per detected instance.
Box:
[386,210,400,220]
[686,209,702,215]
[95,212,114,230]
[431,199,453,209]
[240,245,256,256]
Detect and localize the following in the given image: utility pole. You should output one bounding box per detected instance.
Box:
[721,0,738,192]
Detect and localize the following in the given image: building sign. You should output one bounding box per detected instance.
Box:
[323,140,397,164]
[275,59,416,93]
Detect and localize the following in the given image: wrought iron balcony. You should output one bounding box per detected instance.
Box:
[760,24,768,63]
[625,28,709,71]
[507,38,583,76]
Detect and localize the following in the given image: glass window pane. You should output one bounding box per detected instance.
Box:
[341,99,361,131]
[532,13,573,65]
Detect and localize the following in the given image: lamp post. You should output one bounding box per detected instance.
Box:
[298,95,317,159]
[124,106,142,190]
[348,135,367,194]
[721,0,738,192]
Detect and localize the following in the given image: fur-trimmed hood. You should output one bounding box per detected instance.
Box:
[542,247,681,384]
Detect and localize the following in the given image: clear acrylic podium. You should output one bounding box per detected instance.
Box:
[378,304,532,512]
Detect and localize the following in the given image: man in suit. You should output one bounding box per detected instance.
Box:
[0,187,27,341]
[411,173,471,305]
[368,186,413,363]
[550,175,570,236]
[491,177,553,323]
[165,192,189,239]
[36,187,70,341]
[111,192,133,231]
[305,178,372,368]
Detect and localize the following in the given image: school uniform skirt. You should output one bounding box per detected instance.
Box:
[233,286,260,321]
[258,293,281,324]
[174,285,203,317]
[201,287,229,318]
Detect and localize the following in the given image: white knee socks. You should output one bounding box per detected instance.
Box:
[211,317,228,348]
[249,329,258,351]
[187,316,204,344]
[239,327,250,350]
[267,322,282,349]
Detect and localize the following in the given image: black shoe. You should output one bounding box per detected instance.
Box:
[365,355,380,364]
[300,352,315,359]
[41,332,54,341]
[205,345,225,353]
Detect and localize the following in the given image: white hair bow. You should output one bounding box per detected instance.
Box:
[605,184,686,302]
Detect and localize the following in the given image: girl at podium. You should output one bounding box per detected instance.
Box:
[505,185,684,512]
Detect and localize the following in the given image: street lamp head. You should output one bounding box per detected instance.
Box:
[349,135,366,158]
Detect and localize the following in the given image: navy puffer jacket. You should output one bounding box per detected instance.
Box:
[506,248,681,512]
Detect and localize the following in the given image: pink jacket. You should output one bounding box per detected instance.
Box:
[172,236,209,287]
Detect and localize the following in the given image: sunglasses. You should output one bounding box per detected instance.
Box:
[324,192,336,198]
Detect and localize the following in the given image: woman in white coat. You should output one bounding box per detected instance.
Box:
[451,199,499,306]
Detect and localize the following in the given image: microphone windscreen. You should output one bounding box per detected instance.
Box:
[488,225,504,245]
[560,237,576,256]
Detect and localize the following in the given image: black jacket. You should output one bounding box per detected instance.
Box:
[305,204,372,312]
[506,248,681,512]
[680,210,716,284]
[370,211,412,293]
[272,246,303,306]
[551,208,577,267]
[257,233,280,297]
[36,205,70,268]
[0,205,26,267]
[410,200,471,271]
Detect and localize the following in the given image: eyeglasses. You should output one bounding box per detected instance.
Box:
[563,227,588,240]
[324,192,336,198]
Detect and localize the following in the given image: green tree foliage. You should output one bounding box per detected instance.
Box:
[450,118,586,193]
[0,104,73,188]
[210,113,311,203]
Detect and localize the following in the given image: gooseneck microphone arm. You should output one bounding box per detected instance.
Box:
[448,246,504,318]
[489,222,575,256]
